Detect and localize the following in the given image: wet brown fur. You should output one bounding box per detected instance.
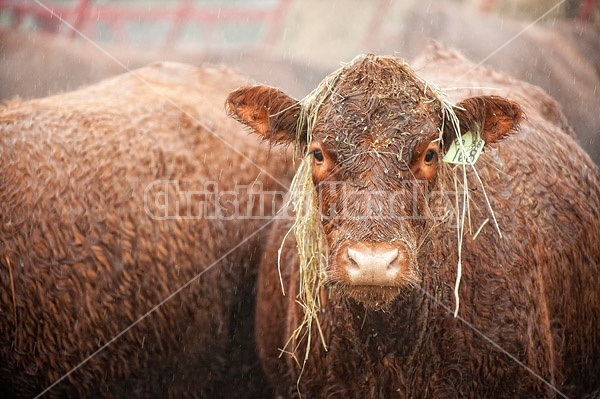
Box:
[228,46,600,398]
[0,62,289,398]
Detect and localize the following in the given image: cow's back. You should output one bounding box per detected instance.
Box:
[0,62,286,398]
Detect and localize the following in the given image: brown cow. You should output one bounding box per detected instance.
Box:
[226,44,600,398]
[0,62,289,398]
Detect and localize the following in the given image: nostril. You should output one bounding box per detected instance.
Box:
[346,248,361,273]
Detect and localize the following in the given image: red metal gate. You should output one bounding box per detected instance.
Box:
[0,0,292,49]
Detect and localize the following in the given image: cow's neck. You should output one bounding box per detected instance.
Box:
[323,288,433,360]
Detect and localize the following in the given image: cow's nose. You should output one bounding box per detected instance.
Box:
[341,242,405,286]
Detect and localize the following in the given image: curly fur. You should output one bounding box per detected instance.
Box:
[0,62,289,398]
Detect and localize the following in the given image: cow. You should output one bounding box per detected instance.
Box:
[0,61,289,398]
[226,44,600,398]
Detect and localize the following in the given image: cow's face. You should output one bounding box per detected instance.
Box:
[227,55,522,307]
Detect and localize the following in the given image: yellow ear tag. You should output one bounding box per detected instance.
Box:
[442,129,485,165]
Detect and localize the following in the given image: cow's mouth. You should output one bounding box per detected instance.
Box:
[338,285,404,310]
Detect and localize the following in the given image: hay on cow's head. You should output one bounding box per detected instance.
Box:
[279,156,327,367]
[278,64,344,366]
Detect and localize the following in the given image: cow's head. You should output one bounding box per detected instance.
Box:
[227,55,522,308]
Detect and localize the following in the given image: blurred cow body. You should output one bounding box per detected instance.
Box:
[0,61,289,398]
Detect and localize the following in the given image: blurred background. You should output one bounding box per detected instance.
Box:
[1,0,599,160]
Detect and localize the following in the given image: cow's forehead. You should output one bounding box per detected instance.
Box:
[307,55,444,145]
[325,54,436,101]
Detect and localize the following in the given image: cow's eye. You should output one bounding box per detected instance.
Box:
[410,141,440,182]
[308,142,335,182]
[313,149,324,163]
[424,149,437,164]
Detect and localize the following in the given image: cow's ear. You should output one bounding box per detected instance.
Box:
[442,95,523,151]
[226,85,305,145]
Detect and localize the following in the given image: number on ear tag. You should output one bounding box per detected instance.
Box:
[443,130,485,165]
